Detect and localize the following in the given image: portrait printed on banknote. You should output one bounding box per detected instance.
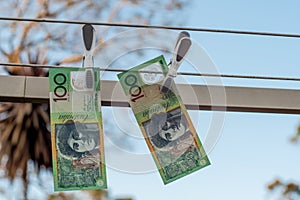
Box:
[143,108,199,162]
[142,106,208,182]
[56,121,101,170]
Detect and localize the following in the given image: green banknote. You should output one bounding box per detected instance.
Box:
[118,55,210,184]
[49,67,107,191]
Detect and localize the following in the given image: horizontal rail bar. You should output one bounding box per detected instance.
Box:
[0,76,300,114]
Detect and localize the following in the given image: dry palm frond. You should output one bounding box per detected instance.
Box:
[0,52,52,199]
[0,94,52,177]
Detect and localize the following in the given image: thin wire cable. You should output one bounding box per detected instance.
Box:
[0,16,300,39]
[1,62,300,82]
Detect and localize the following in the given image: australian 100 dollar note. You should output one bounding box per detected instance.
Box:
[49,67,107,191]
[118,55,210,184]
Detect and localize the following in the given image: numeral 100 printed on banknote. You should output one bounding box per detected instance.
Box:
[49,68,107,191]
[118,55,210,184]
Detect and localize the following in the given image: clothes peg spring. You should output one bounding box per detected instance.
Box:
[160,31,192,94]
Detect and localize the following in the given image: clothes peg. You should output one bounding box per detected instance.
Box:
[160,31,192,94]
[82,24,96,90]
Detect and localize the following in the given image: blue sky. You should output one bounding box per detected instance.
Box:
[105,1,300,200]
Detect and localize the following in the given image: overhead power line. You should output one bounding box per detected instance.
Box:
[0,16,300,39]
[1,62,300,82]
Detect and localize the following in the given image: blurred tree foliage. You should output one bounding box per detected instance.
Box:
[47,190,108,200]
[268,179,300,200]
[0,0,191,199]
[267,127,300,200]
[290,125,300,143]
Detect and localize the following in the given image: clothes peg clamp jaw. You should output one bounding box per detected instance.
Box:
[82,24,95,68]
[160,31,192,94]
[71,24,96,91]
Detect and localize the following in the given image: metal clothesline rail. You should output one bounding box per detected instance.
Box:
[0,16,300,39]
[1,62,300,82]
[1,75,300,114]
